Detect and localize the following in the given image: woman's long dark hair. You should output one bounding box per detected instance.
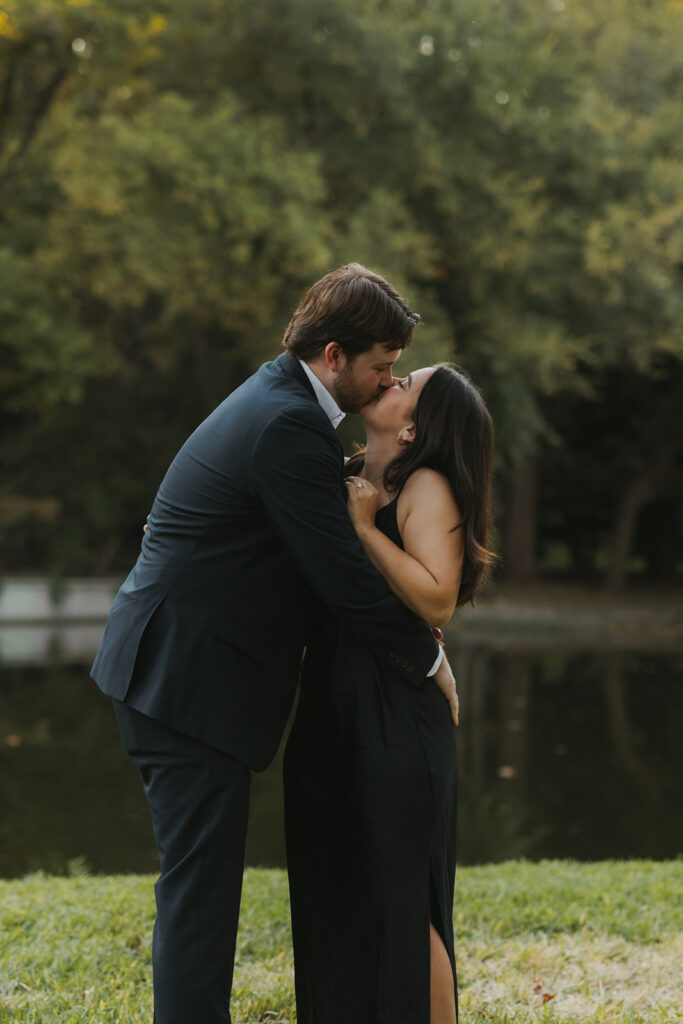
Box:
[347,363,496,607]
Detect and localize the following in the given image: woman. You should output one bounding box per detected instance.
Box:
[284,363,495,1024]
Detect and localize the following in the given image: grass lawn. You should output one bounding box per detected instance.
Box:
[1,860,680,1023]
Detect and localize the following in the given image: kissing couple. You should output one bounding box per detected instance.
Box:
[92,262,495,1024]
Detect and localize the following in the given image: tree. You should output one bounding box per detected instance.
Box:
[0,0,681,581]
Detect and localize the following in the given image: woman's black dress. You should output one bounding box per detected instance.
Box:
[284,498,458,1024]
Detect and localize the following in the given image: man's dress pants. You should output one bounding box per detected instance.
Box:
[114,701,251,1024]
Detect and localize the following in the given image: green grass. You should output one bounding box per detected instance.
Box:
[1,861,681,1023]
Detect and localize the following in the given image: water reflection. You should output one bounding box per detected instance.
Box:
[0,635,681,877]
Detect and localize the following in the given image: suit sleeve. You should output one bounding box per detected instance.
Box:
[248,404,439,686]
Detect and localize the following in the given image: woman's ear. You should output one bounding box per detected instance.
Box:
[397,425,416,446]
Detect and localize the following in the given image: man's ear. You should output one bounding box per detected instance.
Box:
[324,342,344,374]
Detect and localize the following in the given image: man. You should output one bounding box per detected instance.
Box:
[91,262,458,1023]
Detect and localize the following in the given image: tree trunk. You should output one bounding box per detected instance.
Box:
[504,455,537,581]
[0,65,68,193]
[606,444,676,589]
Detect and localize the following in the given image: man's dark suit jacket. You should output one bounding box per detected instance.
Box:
[91,352,439,770]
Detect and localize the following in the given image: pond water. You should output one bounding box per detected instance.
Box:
[0,628,680,877]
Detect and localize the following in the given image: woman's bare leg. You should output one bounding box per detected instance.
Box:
[430,922,457,1024]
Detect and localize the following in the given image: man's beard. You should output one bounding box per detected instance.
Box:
[333,364,382,414]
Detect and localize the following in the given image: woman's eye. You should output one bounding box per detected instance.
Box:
[397,379,405,389]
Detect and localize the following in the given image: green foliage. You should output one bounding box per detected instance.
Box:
[0,862,680,1022]
[0,248,91,409]
[39,90,329,365]
[0,0,681,575]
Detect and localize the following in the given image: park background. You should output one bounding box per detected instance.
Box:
[0,1,681,1021]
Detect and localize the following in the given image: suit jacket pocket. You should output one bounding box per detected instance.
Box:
[208,615,266,664]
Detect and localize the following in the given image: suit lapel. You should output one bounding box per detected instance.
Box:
[274,354,346,478]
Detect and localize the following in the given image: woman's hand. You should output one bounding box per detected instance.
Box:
[433,654,459,726]
[344,476,380,535]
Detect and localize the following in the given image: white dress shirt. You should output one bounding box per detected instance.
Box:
[299,359,346,430]
[299,361,443,678]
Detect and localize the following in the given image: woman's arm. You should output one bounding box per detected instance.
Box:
[345,469,464,627]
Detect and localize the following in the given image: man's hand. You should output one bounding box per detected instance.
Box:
[433,653,459,726]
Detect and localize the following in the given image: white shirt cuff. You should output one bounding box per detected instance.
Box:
[427,646,444,677]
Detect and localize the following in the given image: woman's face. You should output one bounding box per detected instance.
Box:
[361,366,435,433]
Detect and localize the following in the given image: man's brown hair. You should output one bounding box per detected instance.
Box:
[283,263,420,361]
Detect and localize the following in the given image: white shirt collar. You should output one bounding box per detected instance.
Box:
[299,360,346,430]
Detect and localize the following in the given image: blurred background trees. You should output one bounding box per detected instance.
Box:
[1,0,681,584]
